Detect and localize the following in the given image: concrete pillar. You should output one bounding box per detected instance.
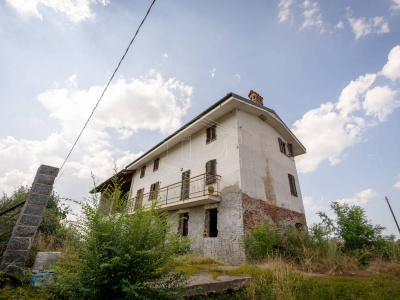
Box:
[0,165,59,274]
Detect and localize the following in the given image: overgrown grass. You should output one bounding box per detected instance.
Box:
[187,255,400,300]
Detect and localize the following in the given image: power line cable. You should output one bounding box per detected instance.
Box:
[57,0,157,177]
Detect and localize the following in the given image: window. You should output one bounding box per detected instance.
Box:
[140,166,146,178]
[135,188,144,209]
[288,174,298,197]
[149,182,159,200]
[206,125,217,144]
[287,144,294,157]
[205,209,218,237]
[205,159,217,185]
[153,158,159,171]
[278,138,286,155]
[179,213,189,236]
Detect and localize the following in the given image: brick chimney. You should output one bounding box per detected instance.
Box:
[248,90,263,106]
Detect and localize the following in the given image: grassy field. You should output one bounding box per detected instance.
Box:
[1,254,399,299]
[175,255,400,300]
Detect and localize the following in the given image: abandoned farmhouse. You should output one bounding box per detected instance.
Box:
[95,90,307,263]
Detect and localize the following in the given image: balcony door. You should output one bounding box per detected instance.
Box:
[181,170,191,200]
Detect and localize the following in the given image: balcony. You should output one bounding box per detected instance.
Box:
[127,173,221,213]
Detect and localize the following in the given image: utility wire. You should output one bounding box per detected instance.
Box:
[57,0,157,176]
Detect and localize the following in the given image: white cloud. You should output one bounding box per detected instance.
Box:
[392,0,400,10]
[346,8,389,39]
[394,180,400,189]
[336,74,376,116]
[380,46,400,81]
[293,46,400,173]
[292,102,365,172]
[278,0,294,23]
[363,86,399,122]
[6,0,110,23]
[38,71,192,137]
[162,53,168,59]
[336,189,377,205]
[235,74,241,81]
[303,196,323,212]
[0,71,192,193]
[334,21,344,30]
[300,1,324,32]
[210,68,216,78]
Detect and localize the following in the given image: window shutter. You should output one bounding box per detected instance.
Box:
[206,161,210,184]
[288,174,297,196]
[153,158,159,171]
[206,127,211,143]
[206,159,217,184]
[206,161,210,173]
[288,144,294,157]
[212,125,216,140]
[210,159,216,175]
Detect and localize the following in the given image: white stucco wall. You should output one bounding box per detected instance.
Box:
[129,111,242,206]
[237,109,305,215]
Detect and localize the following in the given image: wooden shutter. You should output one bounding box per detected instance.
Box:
[135,188,144,209]
[206,159,217,184]
[211,125,216,141]
[206,125,216,143]
[150,184,155,200]
[181,170,190,200]
[287,144,294,157]
[140,166,146,178]
[288,174,297,196]
[278,138,286,154]
[153,158,159,171]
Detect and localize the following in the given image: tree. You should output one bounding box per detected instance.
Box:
[48,173,188,299]
[318,202,386,251]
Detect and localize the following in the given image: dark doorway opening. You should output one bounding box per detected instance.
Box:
[181,213,189,237]
[209,209,218,237]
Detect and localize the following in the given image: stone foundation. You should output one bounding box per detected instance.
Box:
[242,193,307,233]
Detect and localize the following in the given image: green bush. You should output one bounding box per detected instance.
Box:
[240,218,283,261]
[168,233,191,256]
[318,202,386,252]
[47,173,188,299]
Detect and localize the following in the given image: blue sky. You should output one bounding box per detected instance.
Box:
[1,0,400,237]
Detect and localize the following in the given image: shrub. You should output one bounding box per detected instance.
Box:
[318,202,386,252]
[47,172,188,299]
[240,219,283,261]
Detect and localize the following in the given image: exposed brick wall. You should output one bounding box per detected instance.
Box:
[242,193,307,233]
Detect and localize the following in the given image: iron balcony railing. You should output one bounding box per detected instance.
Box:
[127,172,221,213]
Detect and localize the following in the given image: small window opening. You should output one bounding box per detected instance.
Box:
[153,158,159,171]
[209,209,218,237]
[140,166,146,178]
[288,174,298,197]
[295,223,303,231]
[206,125,217,144]
[179,213,189,237]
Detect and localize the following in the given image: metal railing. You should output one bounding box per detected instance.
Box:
[127,173,221,213]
